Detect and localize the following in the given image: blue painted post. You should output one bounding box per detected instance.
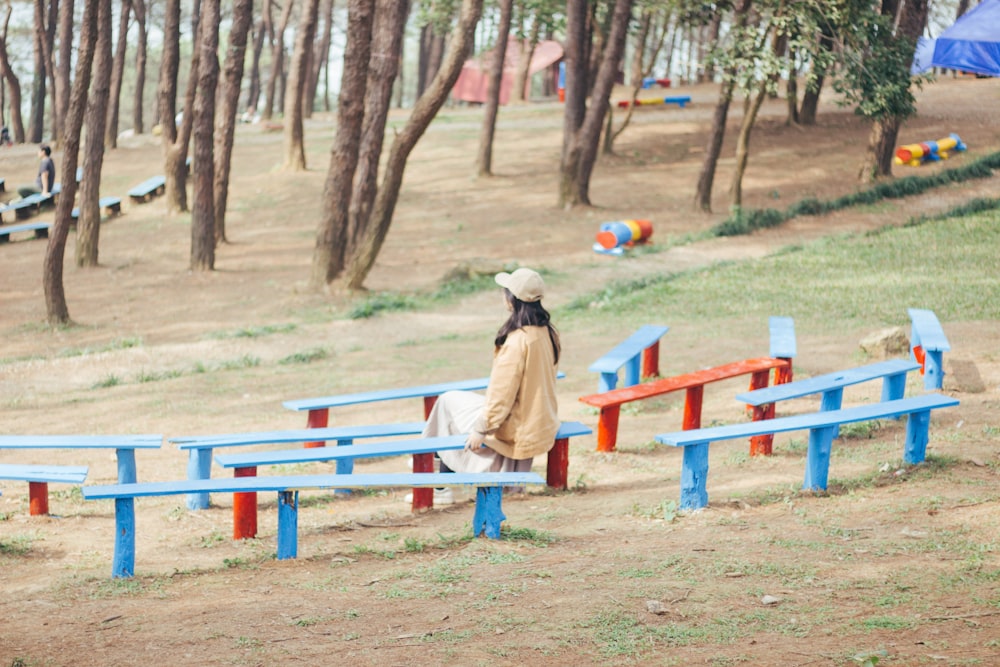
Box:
[116,449,137,484]
[624,355,641,387]
[803,426,837,491]
[186,448,213,510]
[820,387,844,438]
[335,438,354,495]
[112,497,136,579]
[923,351,945,390]
[276,491,298,559]
[679,443,709,510]
[881,372,908,402]
[904,410,931,464]
[599,371,617,392]
[472,487,506,539]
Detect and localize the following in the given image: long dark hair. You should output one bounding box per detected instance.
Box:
[495,289,561,364]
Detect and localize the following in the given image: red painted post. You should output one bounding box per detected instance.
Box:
[304,408,329,449]
[411,453,434,511]
[28,482,48,516]
[423,395,439,419]
[596,405,621,452]
[233,466,258,539]
[775,358,794,385]
[913,345,926,375]
[748,369,773,456]
[683,385,704,430]
[641,342,660,380]
[547,437,569,489]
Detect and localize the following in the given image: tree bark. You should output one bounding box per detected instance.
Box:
[283,0,320,170]
[56,0,74,138]
[42,0,58,141]
[558,0,632,209]
[798,22,832,125]
[263,0,294,120]
[162,0,202,213]
[343,0,484,289]
[246,0,270,116]
[510,18,539,103]
[311,0,374,286]
[190,0,220,270]
[131,0,147,133]
[43,0,100,325]
[476,0,513,177]
[306,0,333,116]
[76,0,113,268]
[730,84,768,208]
[105,0,130,147]
[0,6,25,143]
[214,0,253,243]
[28,0,48,143]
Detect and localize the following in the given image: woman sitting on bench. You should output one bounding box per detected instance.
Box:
[421,268,561,503]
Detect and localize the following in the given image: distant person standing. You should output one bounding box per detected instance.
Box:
[17,144,56,198]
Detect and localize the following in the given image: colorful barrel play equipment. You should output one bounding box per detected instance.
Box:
[594,219,653,256]
[894,133,966,166]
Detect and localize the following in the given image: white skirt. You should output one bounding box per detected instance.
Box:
[423,390,533,474]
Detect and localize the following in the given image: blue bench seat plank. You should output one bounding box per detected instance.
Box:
[589,325,669,391]
[71,197,123,219]
[735,359,920,406]
[0,221,51,242]
[655,394,959,511]
[0,435,163,449]
[0,463,89,484]
[768,316,796,359]
[127,176,166,200]
[170,422,427,448]
[908,308,951,390]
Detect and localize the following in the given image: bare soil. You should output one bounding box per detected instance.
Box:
[1,77,999,666]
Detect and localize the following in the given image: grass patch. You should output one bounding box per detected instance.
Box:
[208,323,297,339]
[58,337,143,358]
[278,347,329,365]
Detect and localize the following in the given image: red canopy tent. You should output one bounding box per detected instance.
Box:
[452,39,565,104]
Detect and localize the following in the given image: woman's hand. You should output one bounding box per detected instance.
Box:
[464,430,486,451]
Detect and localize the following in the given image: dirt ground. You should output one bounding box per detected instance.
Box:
[1,76,999,666]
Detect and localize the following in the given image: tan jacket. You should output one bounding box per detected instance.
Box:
[475,326,560,460]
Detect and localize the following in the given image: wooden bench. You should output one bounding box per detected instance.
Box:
[283,373,566,510]
[735,358,921,453]
[580,317,796,453]
[0,221,52,243]
[71,196,123,219]
[655,393,959,510]
[212,421,592,538]
[127,175,166,203]
[169,421,426,510]
[82,471,545,578]
[0,434,163,515]
[0,463,89,515]
[908,308,951,389]
[589,325,669,391]
[0,192,55,221]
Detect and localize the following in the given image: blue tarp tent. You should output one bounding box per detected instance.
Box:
[931,0,1000,76]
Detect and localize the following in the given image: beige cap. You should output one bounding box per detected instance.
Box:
[495,268,545,302]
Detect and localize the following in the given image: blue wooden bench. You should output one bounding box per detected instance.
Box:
[71,196,123,219]
[0,463,89,515]
[908,308,951,389]
[127,175,166,203]
[0,221,52,243]
[664,95,691,107]
[0,192,55,221]
[589,325,669,391]
[82,471,545,578]
[169,421,426,510]
[0,435,163,515]
[654,393,959,510]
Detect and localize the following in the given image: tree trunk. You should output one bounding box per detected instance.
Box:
[702,14,721,83]
[132,0,147,133]
[730,83,768,208]
[76,0,113,268]
[213,0,253,243]
[283,0,320,170]
[0,7,25,143]
[263,0,294,120]
[558,0,632,209]
[43,0,100,325]
[510,19,539,103]
[629,10,650,87]
[346,0,406,252]
[786,47,799,125]
[105,0,130,147]
[42,0,58,141]
[28,0,47,143]
[476,0,512,177]
[158,0,180,146]
[798,23,832,125]
[306,0,333,116]
[311,0,374,286]
[343,0,484,290]
[190,0,220,271]
[56,0,74,138]
[246,0,270,116]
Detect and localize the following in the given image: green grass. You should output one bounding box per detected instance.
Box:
[278,347,329,365]
[208,323,297,339]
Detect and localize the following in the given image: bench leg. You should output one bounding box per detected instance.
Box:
[276,491,298,559]
[547,437,569,489]
[186,447,212,510]
[923,351,945,390]
[775,358,794,385]
[904,409,932,464]
[679,443,709,510]
[820,387,845,439]
[304,408,329,448]
[233,467,258,539]
[472,486,505,538]
[625,356,641,387]
[596,405,621,452]
[411,454,434,511]
[882,372,908,403]
[642,342,660,380]
[747,371,771,455]
[28,482,49,516]
[683,385,703,430]
[423,395,439,419]
[112,497,136,578]
[598,372,618,392]
[803,425,837,491]
[116,448,138,484]
[335,438,354,495]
